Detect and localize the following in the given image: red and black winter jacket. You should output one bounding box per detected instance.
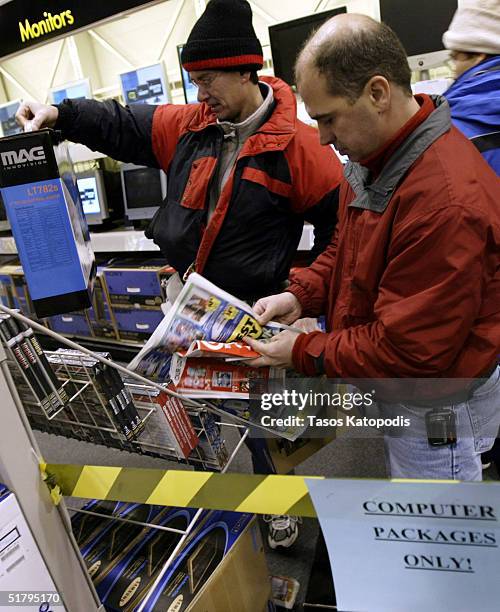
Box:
[55,77,342,301]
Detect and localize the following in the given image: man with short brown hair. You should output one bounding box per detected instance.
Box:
[248,13,500,481]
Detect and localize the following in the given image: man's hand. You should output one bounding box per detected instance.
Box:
[16,101,59,132]
[246,330,301,369]
[253,292,302,326]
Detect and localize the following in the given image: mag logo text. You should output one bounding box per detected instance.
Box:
[0,146,46,169]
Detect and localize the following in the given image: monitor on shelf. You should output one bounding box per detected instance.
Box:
[379,0,457,71]
[119,63,170,106]
[120,164,167,221]
[177,45,199,104]
[269,7,347,87]
[76,169,109,226]
[49,78,92,105]
[0,100,22,137]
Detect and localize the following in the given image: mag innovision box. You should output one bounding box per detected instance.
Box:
[0,129,95,318]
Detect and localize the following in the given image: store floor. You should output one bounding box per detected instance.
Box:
[35,428,499,609]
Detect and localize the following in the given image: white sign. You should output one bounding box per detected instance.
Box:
[306,479,500,612]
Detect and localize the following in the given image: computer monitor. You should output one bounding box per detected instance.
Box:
[120,164,167,221]
[379,0,457,71]
[0,100,22,137]
[269,7,347,87]
[177,45,199,105]
[49,78,92,105]
[76,169,109,226]
[119,63,170,106]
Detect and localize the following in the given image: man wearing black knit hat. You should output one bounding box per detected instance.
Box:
[17,0,343,548]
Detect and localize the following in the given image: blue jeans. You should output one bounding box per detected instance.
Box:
[379,367,500,481]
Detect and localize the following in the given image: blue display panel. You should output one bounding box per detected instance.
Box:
[50,78,91,104]
[120,63,169,106]
[77,176,100,215]
[177,45,198,104]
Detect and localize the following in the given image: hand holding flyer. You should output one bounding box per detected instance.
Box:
[129,272,297,378]
[159,272,295,352]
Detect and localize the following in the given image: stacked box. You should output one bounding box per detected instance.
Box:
[96,507,201,608]
[78,503,168,589]
[140,512,270,612]
[102,259,174,342]
[103,258,167,308]
[88,267,119,340]
[49,310,93,337]
[112,307,164,342]
[0,264,28,313]
[71,499,124,547]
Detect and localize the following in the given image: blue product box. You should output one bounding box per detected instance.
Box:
[0,129,95,317]
[88,268,119,339]
[0,273,15,308]
[49,312,92,336]
[113,306,164,342]
[97,506,201,609]
[141,511,255,612]
[0,264,28,313]
[88,269,113,324]
[81,503,167,588]
[103,259,166,307]
[71,499,124,547]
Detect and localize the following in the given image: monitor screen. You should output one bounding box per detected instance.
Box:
[123,167,164,208]
[120,63,170,106]
[177,45,199,104]
[50,78,92,105]
[380,0,457,69]
[269,7,347,87]
[77,176,101,215]
[0,101,22,137]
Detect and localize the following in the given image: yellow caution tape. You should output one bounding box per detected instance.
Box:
[39,462,63,506]
[43,463,324,517]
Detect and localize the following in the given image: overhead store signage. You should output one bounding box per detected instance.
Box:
[306,478,500,612]
[0,0,160,59]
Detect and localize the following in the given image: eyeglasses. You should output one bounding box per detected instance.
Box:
[190,72,223,90]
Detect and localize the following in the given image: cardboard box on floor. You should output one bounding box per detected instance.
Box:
[188,516,270,612]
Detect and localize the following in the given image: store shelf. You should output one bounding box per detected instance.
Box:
[0,236,17,255]
[0,224,315,255]
[90,230,159,252]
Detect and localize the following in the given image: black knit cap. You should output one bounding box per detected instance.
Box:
[181,0,263,72]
